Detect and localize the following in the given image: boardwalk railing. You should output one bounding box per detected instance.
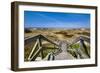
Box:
[26,34,59,61]
[25,34,90,61]
[67,36,90,59]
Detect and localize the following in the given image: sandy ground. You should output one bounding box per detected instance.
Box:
[25,28,90,43]
[24,28,90,61]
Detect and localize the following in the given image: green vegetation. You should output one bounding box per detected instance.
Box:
[67,43,80,58]
[24,28,90,61]
[42,47,58,58]
[24,43,58,61]
[68,43,90,58]
[70,43,80,49]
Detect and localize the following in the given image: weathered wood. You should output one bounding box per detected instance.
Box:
[80,39,90,58]
[25,34,59,46]
[48,53,55,60]
[38,38,44,59]
[68,36,90,47]
[80,36,90,43]
[25,34,90,61]
[40,35,59,46]
[31,47,42,61]
[28,39,39,61]
[26,35,59,61]
[76,48,86,59]
[55,41,75,60]
[25,35,40,45]
[43,53,55,61]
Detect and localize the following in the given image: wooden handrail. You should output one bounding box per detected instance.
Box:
[28,39,39,61]
[25,34,90,61]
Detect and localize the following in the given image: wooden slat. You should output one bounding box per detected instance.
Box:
[38,38,44,59]
[25,35,40,45]
[40,35,59,46]
[68,36,90,47]
[26,34,90,61]
[80,39,90,58]
[28,39,39,61]
[80,36,90,43]
[30,47,42,61]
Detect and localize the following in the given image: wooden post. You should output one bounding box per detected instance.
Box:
[31,47,42,61]
[80,38,90,58]
[28,39,39,61]
[38,36,44,59]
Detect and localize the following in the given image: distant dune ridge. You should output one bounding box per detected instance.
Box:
[24,28,90,42]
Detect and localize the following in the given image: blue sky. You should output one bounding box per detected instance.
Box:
[24,11,90,29]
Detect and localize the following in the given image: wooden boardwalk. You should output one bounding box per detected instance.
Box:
[55,41,74,60]
[25,34,90,61]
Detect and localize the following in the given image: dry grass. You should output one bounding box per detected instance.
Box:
[24,28,90,61]
[25,28,90,42]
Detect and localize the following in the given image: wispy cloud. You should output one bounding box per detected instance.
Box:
[24,11,90,29]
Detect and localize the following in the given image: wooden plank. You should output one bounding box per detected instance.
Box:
[38,38,44,59]
[25,34,59,46]
[80,36,90,43]
[68,36,90,47]
[26,34,59,61]
[80,39,90,58]
[43,53,55,60]
[31,47,42,61]
[40,35,59,46]
[25,35,40,45]
[28,39,39,61]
